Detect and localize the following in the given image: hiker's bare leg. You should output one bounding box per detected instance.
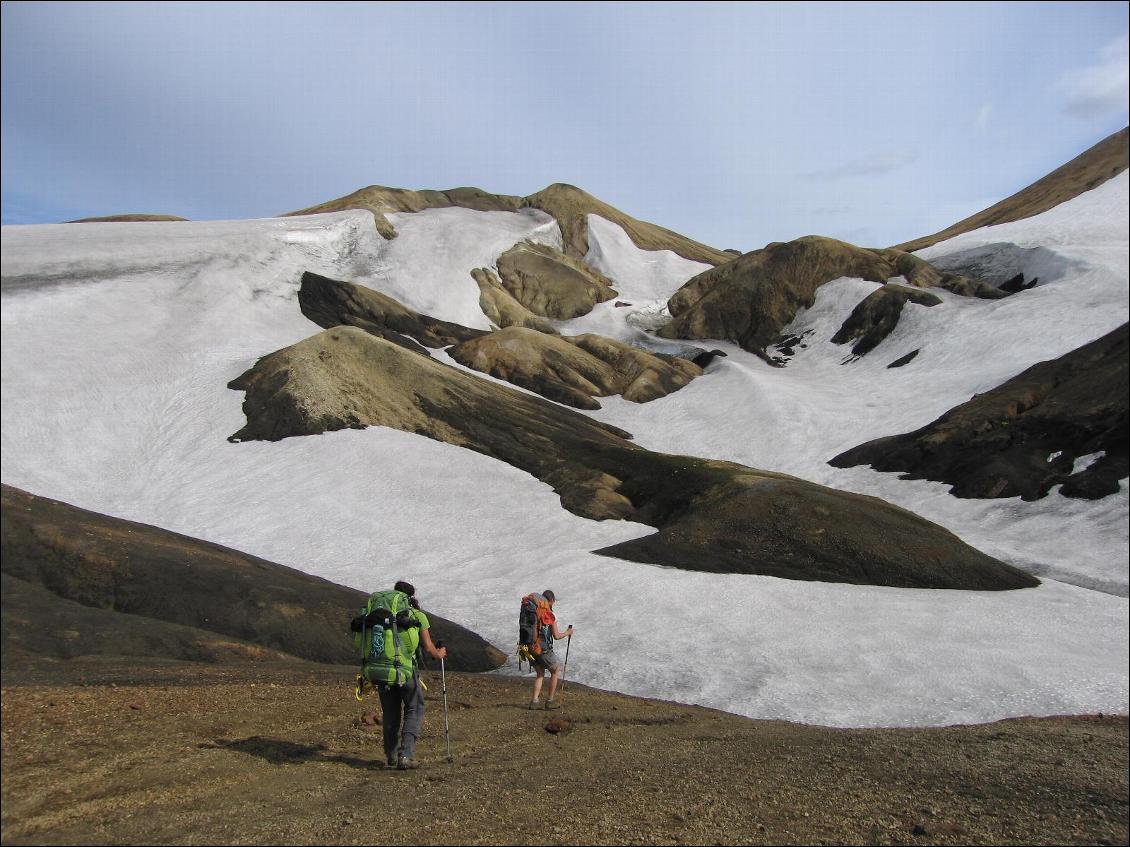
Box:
[532,668,545,701]
[547,667,561,701]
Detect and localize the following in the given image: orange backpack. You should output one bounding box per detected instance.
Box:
[516,592,553,669]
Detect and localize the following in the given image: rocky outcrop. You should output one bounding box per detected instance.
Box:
[591,460,1034,589]
[226,327,1037,589]
[285,186,525,240]
[298,271,487,352]
[0,484,506,671]
[658,236,999,361]
[832,284,943,357]
[448,326,702,409]
[830,324,1128,500]
[494,241,618,319]
[285,182,734,266]
[521,183,734,265]
[894,126,1129,252]
[471,268,558,333]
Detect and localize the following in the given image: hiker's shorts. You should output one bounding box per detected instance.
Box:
[532,649,560,673]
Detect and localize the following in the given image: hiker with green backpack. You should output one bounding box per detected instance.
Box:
[350,580,446,770]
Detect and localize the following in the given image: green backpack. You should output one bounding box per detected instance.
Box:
[350,589,422,686]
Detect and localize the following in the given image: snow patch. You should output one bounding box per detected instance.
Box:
[1073,451,1106,475]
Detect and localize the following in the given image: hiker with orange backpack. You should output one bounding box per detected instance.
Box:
[518,589,573,710]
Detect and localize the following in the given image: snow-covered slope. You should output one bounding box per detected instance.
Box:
[1,182,1126,727]
[575,172,1130,596]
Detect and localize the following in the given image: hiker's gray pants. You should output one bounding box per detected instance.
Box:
[378,677,425,759]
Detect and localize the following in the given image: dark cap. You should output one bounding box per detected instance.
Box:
[394,580,416,597]
[542,589,556,602]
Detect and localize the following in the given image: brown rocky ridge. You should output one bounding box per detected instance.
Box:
[658,236,1002,362]
[226,325,1037,590]
[66,214,189,223]
[299,271,703,408]
[447,326,703,410]
[285,182,734,266]
[893,126,1129,252]
[830,323,1129,502]
[298,271,488,354]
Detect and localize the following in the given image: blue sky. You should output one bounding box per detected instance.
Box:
[2,1,1127,249]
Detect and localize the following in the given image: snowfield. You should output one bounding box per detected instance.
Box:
[2,176,1127,727]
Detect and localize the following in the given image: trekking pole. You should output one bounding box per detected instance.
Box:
[437,641,452,763]
[560,627,573,693]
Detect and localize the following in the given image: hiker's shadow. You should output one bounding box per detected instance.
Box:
[202,736,374,769]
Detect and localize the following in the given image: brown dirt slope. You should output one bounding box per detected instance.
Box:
[226,326,1037,590]
[0,484,506,673]
[285,182,733,266]
[1,661,1126,846]
[893,126,1129,252]
[830,323,1129,502]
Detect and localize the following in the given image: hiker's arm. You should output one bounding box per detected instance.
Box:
[552,622,573,640]
[420,627,447,660]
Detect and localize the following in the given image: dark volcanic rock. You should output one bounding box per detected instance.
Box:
[0,484,506,671]
[658,236,999,360]
[831,324,1128,501]
[298,271,486,352]
[832,284,943,357]
[690,348,727,368]
[1000,273,1037,294]
[226,327,1037,589]
[887,349,920,368]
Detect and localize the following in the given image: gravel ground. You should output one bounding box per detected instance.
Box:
[1,659,1126,846]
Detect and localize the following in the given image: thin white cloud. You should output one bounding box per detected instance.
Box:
[1057,33,1129,116]
[972,103,992,131]
[802,149,918,181]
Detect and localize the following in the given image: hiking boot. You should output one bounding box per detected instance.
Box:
[397,755,419,770]
[386,756,397,768]
[528,700,541,710]
[544,699,561,710]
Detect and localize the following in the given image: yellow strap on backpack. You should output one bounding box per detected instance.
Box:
[355,674,376,701]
